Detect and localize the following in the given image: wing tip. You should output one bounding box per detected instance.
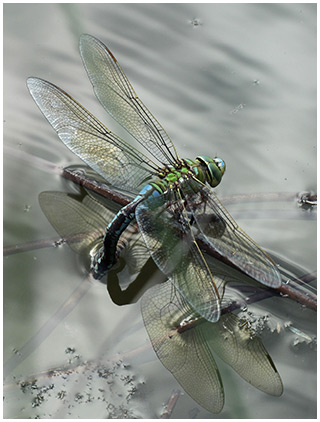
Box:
[80,33,117,63]
[26,76,40,92]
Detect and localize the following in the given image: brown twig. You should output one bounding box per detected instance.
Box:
[160,389,181,418]
[4,237,64,256]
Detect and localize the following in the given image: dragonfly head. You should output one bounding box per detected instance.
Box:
[196,155,226,187]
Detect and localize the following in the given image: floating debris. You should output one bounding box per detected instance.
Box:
[285,321,314,344]
[297,191,317,210]
[8,348,144,418]
[189,18,202,27]
[230,103,246,115]
[54,238,66,247]
[65,347,76,354]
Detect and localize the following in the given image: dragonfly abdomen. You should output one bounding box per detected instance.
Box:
[91,196,142,278]
[91,183,160,279]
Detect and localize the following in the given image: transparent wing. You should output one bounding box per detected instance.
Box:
[203,313,283,396]
[142,281,282,413]
[27,77,157,192]
[136,189,221,322]
[79,34,179,166]
[184,182,282,288]
[141,281,224,414]
[39,191,115,255]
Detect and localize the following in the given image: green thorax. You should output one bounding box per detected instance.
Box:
[149,155,226,194]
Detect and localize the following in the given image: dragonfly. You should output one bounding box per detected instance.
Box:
[39,187,283,414]
[27,34,281,323]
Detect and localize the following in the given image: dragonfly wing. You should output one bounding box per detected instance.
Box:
[184,183,282,288]
[39,191,113,255]
[202,313,283,396]
[27,78,156,192]
[136,190,221,322]
[79,34,178,166]
[141,281,224,413]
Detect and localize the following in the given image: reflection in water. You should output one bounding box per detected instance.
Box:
[37,185,283,413]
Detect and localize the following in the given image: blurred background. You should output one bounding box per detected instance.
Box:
[4,4,316,418]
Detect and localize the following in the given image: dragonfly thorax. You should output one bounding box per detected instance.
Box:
[149,165,190,194]
[148,156,226,195]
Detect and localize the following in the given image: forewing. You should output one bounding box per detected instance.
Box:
[141,281,224,413]
[136,190,221,322]
[79,34,178,166]
[27,77,155,192]
[185,183,282,288]
[203,313,283,396]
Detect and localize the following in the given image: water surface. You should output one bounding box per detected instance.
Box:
[4,3,316,418]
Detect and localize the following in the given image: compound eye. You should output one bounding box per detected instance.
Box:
[195,155,226,187]
[207,162,223,187]
[213,158,226,176]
